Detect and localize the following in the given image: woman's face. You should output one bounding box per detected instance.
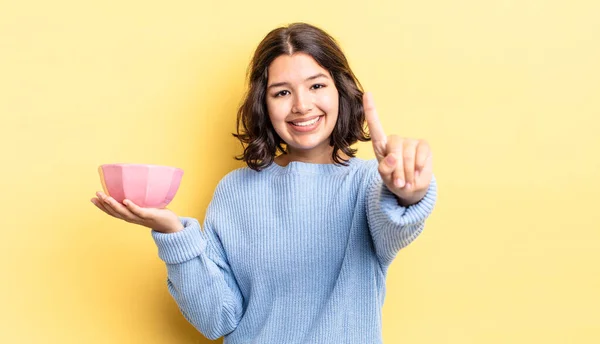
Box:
[265,52,339,159]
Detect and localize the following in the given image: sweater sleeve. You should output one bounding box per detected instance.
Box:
[365,163,438,268]
[151,216,244,340]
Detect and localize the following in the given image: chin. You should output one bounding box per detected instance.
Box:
[287,140,332,153]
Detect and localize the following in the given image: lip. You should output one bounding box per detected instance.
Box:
[286,115,322,124]
[287,115,324,133]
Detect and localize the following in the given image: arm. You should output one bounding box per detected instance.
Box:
[152,217,244,340]
[366,171,437,268]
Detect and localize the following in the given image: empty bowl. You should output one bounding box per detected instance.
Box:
[98,164,184,208]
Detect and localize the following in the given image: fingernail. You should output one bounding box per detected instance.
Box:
[415,170,420,179]
[385,155,396,167]
[394,178,405,188]
[405,182,412,189]
[123,200,129,206]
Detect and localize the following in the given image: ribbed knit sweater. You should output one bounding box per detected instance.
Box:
[151,158,437,343]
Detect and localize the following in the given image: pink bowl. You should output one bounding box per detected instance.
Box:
[98,164,184,208]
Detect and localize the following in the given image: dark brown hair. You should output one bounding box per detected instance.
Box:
[233,22,370,171]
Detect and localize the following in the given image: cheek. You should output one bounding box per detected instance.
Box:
[319,90,339,116]
[266,99,289,122]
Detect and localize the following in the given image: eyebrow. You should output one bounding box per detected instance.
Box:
[267,73,330,90]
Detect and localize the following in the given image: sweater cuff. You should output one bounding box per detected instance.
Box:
[151,217,207,264]
[379,176,437,226]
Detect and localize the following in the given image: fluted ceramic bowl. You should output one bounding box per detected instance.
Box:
[98,164,184,208]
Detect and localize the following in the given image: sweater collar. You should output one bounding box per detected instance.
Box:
[263,157,359,175]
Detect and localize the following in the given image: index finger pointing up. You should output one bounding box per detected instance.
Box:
[363,92,387,161]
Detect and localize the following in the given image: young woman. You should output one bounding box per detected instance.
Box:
[91,22,437,343]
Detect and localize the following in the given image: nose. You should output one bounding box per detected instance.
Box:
[291,90,313,115]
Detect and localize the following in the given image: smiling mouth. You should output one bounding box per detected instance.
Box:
[288,115,324,127]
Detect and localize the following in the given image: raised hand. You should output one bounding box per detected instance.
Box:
[363,92,433,206]
[91,192,184,233]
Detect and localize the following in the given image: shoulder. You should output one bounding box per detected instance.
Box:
[348,158,384,196]
[349,157,379,178]
[353,157,378,170]
[204,166,255,216]
[215,166,255,192]
[213,164,276,196]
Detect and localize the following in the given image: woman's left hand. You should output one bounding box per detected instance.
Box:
[363,92,433,206]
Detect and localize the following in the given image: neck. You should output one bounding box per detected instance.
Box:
[275,146,348,167]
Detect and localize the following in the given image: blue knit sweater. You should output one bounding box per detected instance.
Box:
[151,158,437,343]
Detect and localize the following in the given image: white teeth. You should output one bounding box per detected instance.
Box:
[292,116,320,126]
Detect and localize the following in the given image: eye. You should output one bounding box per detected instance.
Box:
[311,84,326,90]
[274,90,290,97]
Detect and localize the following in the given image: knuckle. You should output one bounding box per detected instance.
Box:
[378,162,392,175]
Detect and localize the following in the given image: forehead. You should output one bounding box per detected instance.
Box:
[267,52,330,83]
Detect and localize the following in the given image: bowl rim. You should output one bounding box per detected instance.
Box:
[99,163,183,171]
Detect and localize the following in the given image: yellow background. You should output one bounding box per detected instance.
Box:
[1,0,599,343]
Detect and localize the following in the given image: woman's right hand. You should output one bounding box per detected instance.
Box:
[91,191,184,233]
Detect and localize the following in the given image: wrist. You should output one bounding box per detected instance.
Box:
[395,189,427,207]
[156,221,184,234]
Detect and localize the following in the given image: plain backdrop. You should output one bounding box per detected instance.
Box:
[1,0,599,342]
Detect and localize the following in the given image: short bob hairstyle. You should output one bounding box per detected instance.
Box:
[233,22,370,171]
